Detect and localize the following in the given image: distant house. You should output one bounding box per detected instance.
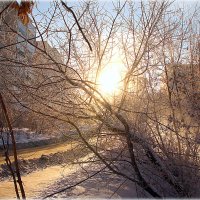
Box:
[0,1,36,61]
[16,19,36,60]
[0,2,64,129]
[0,1,36,86]
[34,41,63,65]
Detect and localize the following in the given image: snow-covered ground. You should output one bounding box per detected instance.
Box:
[0,128,73,152]
[0,129,164,198]
[0,154,140,199]
[0,128,64,145]
[0,130,140,199]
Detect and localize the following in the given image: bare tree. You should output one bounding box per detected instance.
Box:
[0,0,199,198]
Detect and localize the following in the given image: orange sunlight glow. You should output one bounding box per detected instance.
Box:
[97,62,124,97]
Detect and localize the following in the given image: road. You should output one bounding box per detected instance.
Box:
[0,136,138,199]
[0,156,91,198]
[0,139,84,198]
[0,140,79,165]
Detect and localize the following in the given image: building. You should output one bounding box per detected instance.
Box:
[0,1,37,92]
[34,41,63,64]
[16,18,36,60]
[0,1,37,126]
[0,2,64,129]
[0,1,36,62]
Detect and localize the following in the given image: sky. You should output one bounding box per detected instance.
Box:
[31,0,199,56]
[32,0,199,23]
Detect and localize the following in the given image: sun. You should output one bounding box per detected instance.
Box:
[97,63,124,97]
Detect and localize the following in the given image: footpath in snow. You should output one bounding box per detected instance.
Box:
[0,129,141,198]
[0,153,140,199]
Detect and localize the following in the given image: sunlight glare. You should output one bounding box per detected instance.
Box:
[97,63,124,97]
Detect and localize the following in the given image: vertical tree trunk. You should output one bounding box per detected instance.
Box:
[0,93,26,199]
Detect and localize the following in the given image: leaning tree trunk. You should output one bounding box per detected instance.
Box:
[0,93,26,199]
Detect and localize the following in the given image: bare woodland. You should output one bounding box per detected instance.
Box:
[0,0,200,198]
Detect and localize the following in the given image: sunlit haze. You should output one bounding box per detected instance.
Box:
[0,0,199,198]
[97,62,124,97]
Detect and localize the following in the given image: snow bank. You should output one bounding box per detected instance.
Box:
[0,128,69,150]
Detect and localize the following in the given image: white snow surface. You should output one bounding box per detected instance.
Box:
[0,130,140,199]
[0,154,140,199]
[0,128,62,145]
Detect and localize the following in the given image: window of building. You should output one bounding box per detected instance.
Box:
[0,42,4,48]
[18,20,27,38]
[18,49,25,56]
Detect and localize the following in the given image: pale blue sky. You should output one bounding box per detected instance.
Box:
[31,0,199,47]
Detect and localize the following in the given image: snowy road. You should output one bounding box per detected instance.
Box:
[0,140,81,198]
[0,140,79,164]
[0,165,74,198]
[0,138,138,199]
[0,153,95,198]
[0,155,138,199]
